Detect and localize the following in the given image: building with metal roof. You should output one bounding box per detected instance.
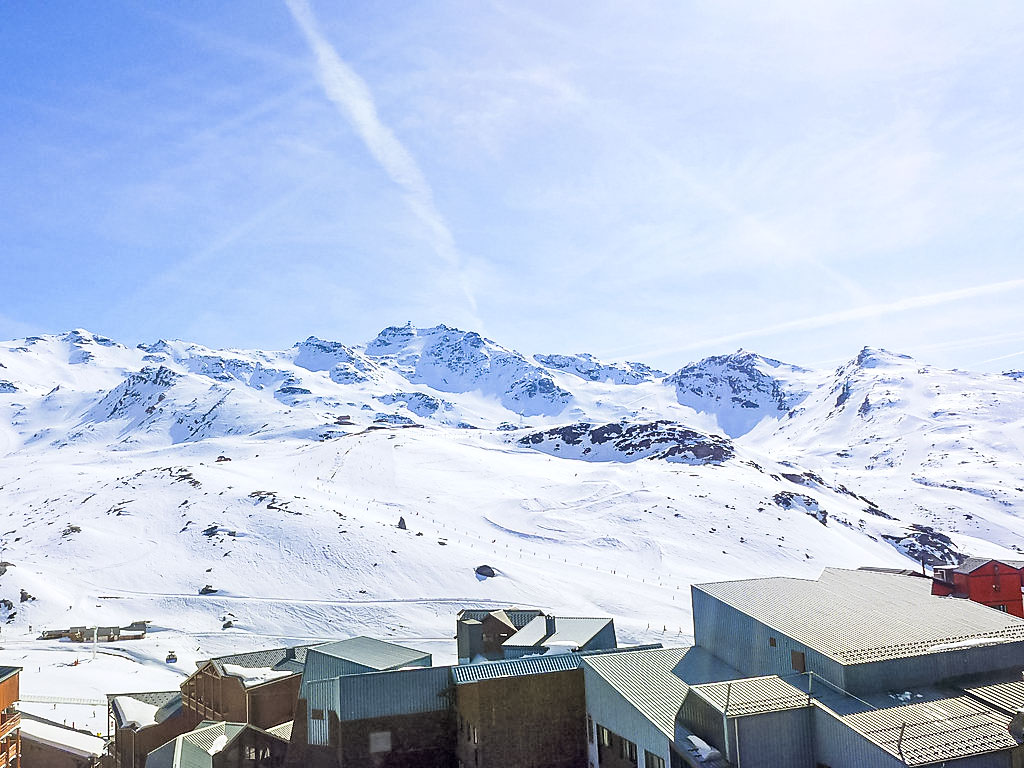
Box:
[932,557,1024,617]
[693,567,1024,694]
[107,691,184,768]
[456,607,544,661]
[502,615,616,659]
[144,720,288,768]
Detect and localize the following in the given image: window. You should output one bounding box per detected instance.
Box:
[472,726,478,744]
[597,725,612,748]
[769,637,776,647]
[996,604,1008,612]
[619,737,637,761]
[587,715,594,744]
[645,751,666,768]
[369,731,392,754]
[310,708,325,721]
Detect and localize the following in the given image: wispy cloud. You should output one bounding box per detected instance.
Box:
[283,0,478,318]
[618,277,1024,362]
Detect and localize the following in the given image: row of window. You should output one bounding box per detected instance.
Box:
[590,716,664,768]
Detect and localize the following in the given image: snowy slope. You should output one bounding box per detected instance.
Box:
[0,328,1022,734]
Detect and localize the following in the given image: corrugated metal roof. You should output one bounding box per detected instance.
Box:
[206,644,314,677]
[961,674,1024,714]
[582,647,692,739]
[842,696,1017,766]
[311,636,430,670]
[147,722,248,768]
[695,568,1024,664]
[503,616,612,648]
[953,557,1024,574]
[458,608,543,629]
[690,676,810,717]
[335,665,452,720]
[0,666,20,684]
[452,653,582,684]
[266,721,293,741]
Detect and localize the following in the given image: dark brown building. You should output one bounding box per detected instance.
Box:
[18,713,105,768]
[181,646,312,730]
[454,660,587,768]
[294,666,453,768]
[107,691,185,768]
[456,609,543,662]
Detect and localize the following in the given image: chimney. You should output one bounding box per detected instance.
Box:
[545,615,556,639]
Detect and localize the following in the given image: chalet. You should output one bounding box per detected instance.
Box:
[932,557,1024,617]
[107,691,184,768]
[290,636,437,766]
[18,712,105,768]
[181,644,313,730]
[144,720,289,768]
[456,608,543,662]
[0,667,20,768]
[501,615,616,659]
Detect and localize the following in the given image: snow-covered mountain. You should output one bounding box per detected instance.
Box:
[0,326,1022,731]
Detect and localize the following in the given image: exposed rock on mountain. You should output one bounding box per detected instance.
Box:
[519,420,734,464]
[665,350,815,437]
[366,324,572,417]
[534,353,665,384]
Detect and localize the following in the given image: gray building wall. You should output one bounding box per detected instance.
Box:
[844,640,1024,695]
[581,622,617,653]
[691,589,844,688]
[582,665,670,766]
[304,666,451,747]
[677,691,726,758]
[727,709,813,768]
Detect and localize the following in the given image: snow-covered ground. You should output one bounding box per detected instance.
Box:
[0,327,1022,735]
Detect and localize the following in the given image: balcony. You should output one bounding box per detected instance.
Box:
[0,709,19,740]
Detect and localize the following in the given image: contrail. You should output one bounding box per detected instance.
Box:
[620,277,1024,362]
[284,0,478,316]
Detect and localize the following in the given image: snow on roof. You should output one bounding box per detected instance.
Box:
[110,691,181,729]
[19,716,106,758]
[221,663,293,688]
[503,616,611,648]
[695,568,1024,664]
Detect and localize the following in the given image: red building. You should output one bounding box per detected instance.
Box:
[0,667,21,768]
[932,558,1024,617]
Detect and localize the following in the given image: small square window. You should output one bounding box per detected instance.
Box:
[769,637,776,647]
[369,731,392,753]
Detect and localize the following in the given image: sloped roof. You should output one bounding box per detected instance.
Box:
[311,636,430,670]
[689,675,810,717]
[842,696,1016,766]
[18,713,106,758]
[953,557,1024,575]
[503,616,612,649]
[959,670,1024,714]
[582,647,692,739]
[266,721,293,741]
[695,568,1024,665]
[145,721,248,768]
[452,652,583,684]
[0,666,20,685]
[458,608,543,629]
[205,644,313,678]
[108,691,181,729]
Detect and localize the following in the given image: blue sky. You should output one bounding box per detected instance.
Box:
[3,1,1024,372]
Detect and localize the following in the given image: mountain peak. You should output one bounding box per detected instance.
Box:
[854,347,914,369]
